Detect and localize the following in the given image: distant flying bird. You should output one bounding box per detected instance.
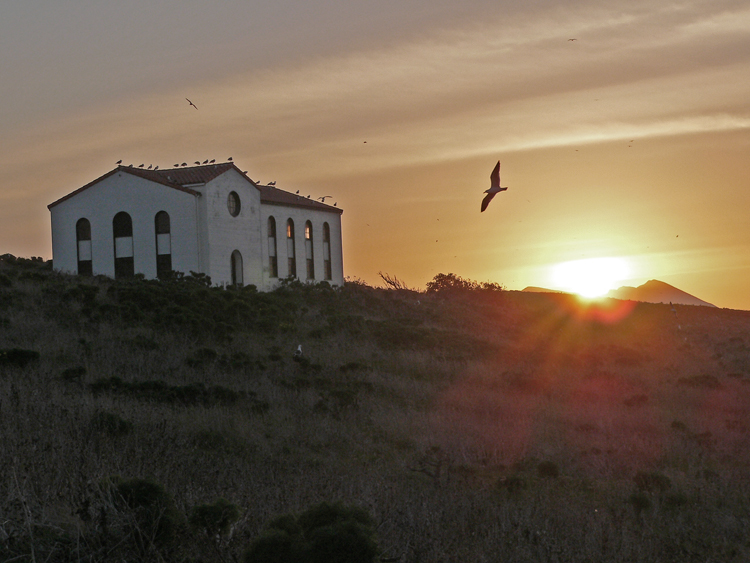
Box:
[116,159,122,165]
[480,161,508,212]
[318,195,333,202]
[568,38,577,41]
[186,98,198,110]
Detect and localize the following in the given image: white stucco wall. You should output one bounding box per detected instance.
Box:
[260,203,344,290]
[198,169,263,287]
[49,171,200,278]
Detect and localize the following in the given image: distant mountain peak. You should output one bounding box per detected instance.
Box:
[607,279,715,307]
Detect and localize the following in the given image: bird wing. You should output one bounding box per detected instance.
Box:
[481,192,496,212]
[490,161,500,189]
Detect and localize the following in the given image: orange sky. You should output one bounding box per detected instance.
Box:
[2,1,750,308]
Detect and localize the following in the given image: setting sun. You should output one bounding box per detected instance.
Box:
[551,257,631,298]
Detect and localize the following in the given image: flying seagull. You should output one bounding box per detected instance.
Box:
[480,161,508,212]
[318,195,333,202]
[186,98,198,110]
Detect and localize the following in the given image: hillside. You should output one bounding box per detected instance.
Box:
[2,257,750,562]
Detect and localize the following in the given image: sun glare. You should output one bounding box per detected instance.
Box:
[551,257,631,298]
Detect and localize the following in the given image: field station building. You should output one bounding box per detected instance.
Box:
[48,162,344,290]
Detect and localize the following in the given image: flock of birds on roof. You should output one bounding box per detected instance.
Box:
[115,156,338,206]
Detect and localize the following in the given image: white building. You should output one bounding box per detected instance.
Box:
[48,162,344,289]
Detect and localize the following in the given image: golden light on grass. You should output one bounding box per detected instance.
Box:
[551,257,631,298]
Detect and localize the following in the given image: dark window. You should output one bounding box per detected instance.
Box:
[155,211,172,279]
[227,191,241,217]
[286,219,296,277]
[267,216,278,278]
[76,218,93,276]
[113,212,134,279]
[305,220,314,280]
[231,250,243,286]
[323,222,332,281]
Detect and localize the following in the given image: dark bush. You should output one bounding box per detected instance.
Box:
[0,348,40,368]
[634,471,671,493]
[189,498,241,538]
[678,374,722,389]
[245,502,378,563]
[61,365,86,382]
[110,477,184,550]
[90,411,133,437]
[629,492,652,515]
[537,461,559,478]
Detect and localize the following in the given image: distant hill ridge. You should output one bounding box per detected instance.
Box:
[523,279,716,307]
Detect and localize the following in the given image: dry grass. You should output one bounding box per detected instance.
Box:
[2,257,750,561]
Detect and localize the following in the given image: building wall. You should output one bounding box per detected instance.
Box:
[199,169,263,287]
[50,172,199,277]
[260,203,344,290]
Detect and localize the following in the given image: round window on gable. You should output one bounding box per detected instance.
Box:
[227,191,241,217]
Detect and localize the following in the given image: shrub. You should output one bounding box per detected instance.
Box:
[629,492,652,515]
[537,461,559,478]
[634,471,671,493]
[245,502,378,563]
[189,498,241,538]
[90,411,133,437]
[0,348,40,368]
[109,477,184,550]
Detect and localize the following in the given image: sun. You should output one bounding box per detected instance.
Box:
[551,257,631,298]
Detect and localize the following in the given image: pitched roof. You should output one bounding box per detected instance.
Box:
[49,162,342,214]
[258,184,342,214]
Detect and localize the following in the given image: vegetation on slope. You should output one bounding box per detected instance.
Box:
[2,254,750,562]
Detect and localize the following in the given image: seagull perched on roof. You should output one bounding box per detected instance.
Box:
[194,161,200,165]
[181,163,187,167]
[116,159,122,165]
[480,161,508,212]
[227,156,233,161]
[202,159,208,164]
[186,98,198,110]
[209,159,215,164]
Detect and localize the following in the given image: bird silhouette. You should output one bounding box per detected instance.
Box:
[173,164,180,168]
[295,190,300,194]
[116,159,122,165]
[269,181,276,186]
[481,161,508,212]
[154,166,159,170]
[318,195,333,202]
[186,98,198,110]
[227,156,233,161]
[194,161,200,165]
[147,165,152,170]
[209,159,215,164]
[202,159,208,164]
[333,202,337,207]
[138,164,144,168]
[181,163,187,167]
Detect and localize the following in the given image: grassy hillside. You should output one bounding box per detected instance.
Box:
[2,255,750,562]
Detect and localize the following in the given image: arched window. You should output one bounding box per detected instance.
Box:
[286,219,296,277]
[227,191,241,217]
[267,216,278,278]
[113,212,134,278]
[155,211,172,279]
[76,218,92,276]
[305,221,314,280]
[323,222,332,281]
[231,250,243,286]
